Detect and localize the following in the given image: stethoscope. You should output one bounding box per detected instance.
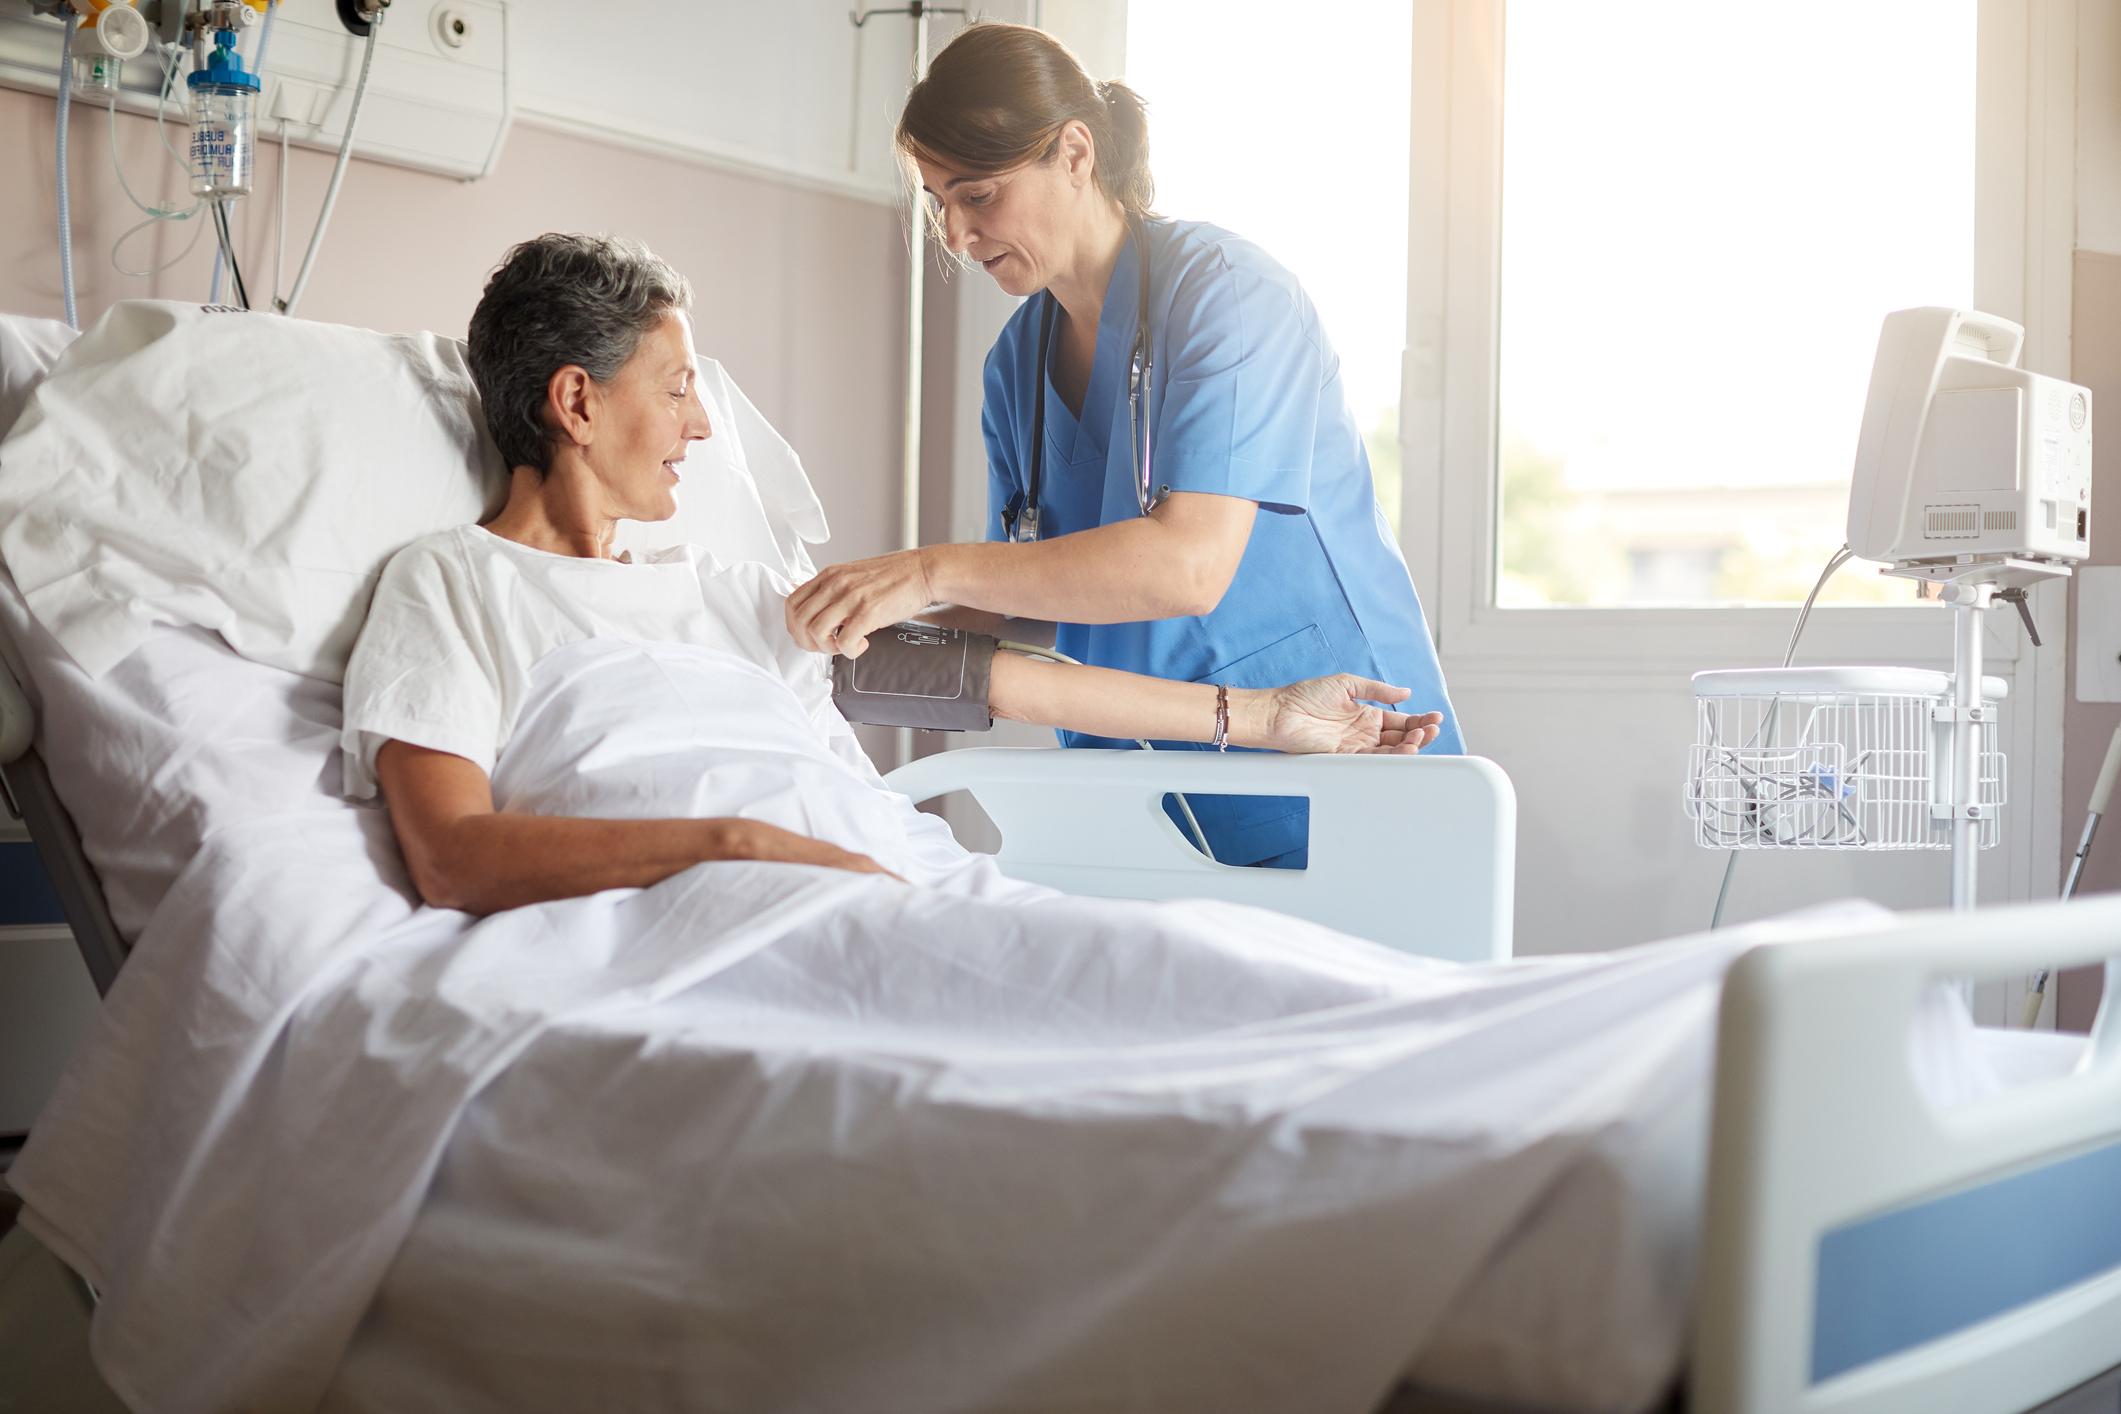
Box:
[1002,215,1159,544]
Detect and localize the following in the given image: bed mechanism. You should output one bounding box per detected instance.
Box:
[0,651,123,996]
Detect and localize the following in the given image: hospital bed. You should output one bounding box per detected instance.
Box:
[2,306,2121,1414]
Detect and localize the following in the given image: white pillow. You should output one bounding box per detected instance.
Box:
[0,313,79,438]
[0,302,504,683]
[0,300,832,684]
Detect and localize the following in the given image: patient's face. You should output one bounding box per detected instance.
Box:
[591,311,713,523]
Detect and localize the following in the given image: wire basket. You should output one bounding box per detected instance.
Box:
[1685,667,2006,851]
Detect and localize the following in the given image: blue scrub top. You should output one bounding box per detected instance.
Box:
[980,217,1463,866]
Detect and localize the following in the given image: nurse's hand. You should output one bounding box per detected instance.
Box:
[1257,675,1443,755]
[785,549,936,657]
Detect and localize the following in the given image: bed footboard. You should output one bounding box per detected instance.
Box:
[883,748,1515,961]
[1696,895,2121,1413]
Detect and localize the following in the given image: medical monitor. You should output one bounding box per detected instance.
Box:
[1846,307,2092,567]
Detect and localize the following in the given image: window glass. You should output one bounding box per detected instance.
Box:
[1126,1,1412,527]
[1497,1,1978,606]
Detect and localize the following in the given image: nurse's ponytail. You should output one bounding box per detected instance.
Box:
[1095,78,1154,219]
[897,22,1157,233]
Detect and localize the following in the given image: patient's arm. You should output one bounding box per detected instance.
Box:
[912,605,1057,649]
[374,740,898,916]
[987,655,1443,755]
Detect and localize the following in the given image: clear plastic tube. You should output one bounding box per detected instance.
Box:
[281,8,384,316]
[57,11,80,329]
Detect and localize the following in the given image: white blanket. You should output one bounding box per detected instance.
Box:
[13,640,1934,1414]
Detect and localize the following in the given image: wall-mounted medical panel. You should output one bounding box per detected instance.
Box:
[503,0,931,204]
[0,0,511,181]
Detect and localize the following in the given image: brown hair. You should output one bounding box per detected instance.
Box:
[896,22,1154,228]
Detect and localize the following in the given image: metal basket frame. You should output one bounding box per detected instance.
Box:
[1686,686,2004,851]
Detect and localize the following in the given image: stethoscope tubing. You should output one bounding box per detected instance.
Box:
[1009,215,1158,544]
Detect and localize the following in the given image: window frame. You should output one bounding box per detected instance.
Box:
[1400,0,2060,671]
[1397,0,2077,909]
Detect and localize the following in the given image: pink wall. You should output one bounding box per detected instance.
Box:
[2058,251,2121,1031]
[1,86,910,568]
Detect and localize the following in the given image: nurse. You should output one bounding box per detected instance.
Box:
[786,21,1461,868]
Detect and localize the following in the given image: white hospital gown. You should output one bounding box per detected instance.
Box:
[339,525,1003,889]
[342,525,826,797]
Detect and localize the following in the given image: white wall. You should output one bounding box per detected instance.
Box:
[509,0,917,200]
[0,0,920,201]
[2057,0,2121,1029]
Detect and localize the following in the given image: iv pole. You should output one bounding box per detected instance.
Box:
[1892,559,2064,911]
[851,2,967,767]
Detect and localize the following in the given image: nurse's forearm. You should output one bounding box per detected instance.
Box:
[923,498,1252,623]
[989,652,1270,746]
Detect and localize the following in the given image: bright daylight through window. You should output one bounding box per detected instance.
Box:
[1126,0,1412,528]
[1498,0,1977,607]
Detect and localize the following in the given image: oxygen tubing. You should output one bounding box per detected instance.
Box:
[280,5,382,316]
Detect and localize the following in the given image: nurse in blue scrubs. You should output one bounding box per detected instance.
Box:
[785,20,1461,868]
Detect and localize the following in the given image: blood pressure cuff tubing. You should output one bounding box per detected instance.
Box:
[830,623,997,732]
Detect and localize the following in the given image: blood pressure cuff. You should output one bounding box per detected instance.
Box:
[830,623,997,732]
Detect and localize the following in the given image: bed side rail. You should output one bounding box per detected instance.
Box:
[884,748,1515,962]
[0,653,127,996]
[1695,895,2121,1414]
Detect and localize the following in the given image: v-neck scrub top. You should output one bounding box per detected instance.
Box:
[979,217,1463,868]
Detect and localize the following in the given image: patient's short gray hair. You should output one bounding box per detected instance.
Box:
[467,232,694,476]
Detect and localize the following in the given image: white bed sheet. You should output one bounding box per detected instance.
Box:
[0,568,351,940]
[6,630,2031,1414]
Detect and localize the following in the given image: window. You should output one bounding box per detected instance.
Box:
[1496,0,1978,608]
[1125,0,1412,526]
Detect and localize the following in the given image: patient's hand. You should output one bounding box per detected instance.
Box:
[734,819,907,883]
[1259,676,1443,756]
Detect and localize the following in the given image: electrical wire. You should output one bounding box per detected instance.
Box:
[57,10,80,329]
[280,6,385,316]
[1709,542,1854,929]
[998,638,1218,861]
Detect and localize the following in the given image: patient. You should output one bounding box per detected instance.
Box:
[342,233,1442,916]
